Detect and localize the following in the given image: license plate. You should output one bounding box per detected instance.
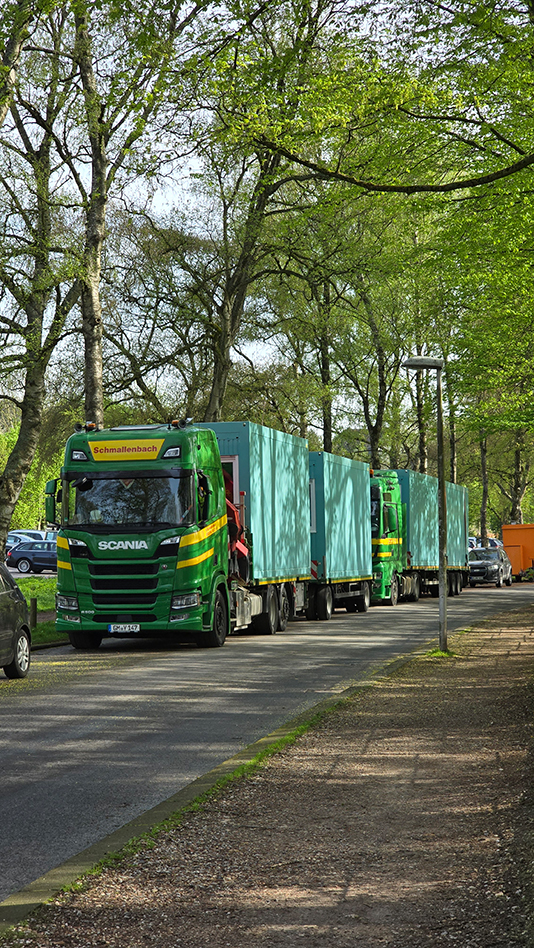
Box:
[108,623,141,633]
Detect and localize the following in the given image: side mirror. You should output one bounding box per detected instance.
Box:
[45,479,59,527]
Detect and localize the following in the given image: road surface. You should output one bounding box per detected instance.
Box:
[1,583,532,903]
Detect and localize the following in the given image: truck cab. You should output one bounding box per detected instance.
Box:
[46,422,230,649]
[370,471,406,605]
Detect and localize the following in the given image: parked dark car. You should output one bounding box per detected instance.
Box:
[469,547,513,587]
[0,563,30,678]
[6,539,57,574]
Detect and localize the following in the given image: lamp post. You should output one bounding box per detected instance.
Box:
[403,356,447,652]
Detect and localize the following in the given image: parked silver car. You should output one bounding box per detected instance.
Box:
[469,547,513,587]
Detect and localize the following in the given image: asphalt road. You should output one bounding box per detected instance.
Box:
[1,583,533,904]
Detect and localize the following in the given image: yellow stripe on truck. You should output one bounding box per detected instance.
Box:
[57,560,72,570]
[177,548,214,569]
[180,514,227,548]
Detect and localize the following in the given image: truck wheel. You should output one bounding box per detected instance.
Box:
[316,585,333,621]
[356,582,371,613]
[278,585,290,631]
[68,630,102,650]
[3,629,30,679]
[305,588,317,621]
[254,586,279,635]
[387,575,399,606]
[200,588,228,647]
[407,574,420,603]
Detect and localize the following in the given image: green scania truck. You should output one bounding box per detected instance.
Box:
[45,420,468,650]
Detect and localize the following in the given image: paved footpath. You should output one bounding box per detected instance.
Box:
[3,604,534,948]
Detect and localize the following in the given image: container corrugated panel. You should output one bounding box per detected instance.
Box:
[198,421,311,583]
[309,452,372,581]
[395,469,468,569]
[446,481,469,568]
[395,469,439,568]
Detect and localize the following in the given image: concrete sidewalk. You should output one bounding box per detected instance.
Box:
[3,604,534,947]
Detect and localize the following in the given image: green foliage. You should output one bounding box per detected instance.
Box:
[16,575,57,612]
[0,427,63,528]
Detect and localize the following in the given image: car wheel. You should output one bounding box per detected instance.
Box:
[505,574,513,586]
[16,558,32,574]
[469,581,476,588]
[496,570,503,588]
[3,629,31,678]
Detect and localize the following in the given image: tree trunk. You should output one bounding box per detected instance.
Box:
[479,434,489,545]
[0,366,46,556]
[75,7,106,427]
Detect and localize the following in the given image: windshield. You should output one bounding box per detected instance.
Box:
[370,486,381,539]
[65,474,195,528]
[469,549,498,562]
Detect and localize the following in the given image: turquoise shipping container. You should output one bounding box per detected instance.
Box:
[198,421,311,583]
[394,469,468,569]
[446,480,469,569]
[309,452,372,582]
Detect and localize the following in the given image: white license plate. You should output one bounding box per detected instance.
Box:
[108,623,141,633]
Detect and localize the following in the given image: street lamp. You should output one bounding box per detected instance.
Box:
[402,356,448,652]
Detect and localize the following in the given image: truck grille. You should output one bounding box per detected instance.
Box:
[89,562,159,576]
[92,593,157,606]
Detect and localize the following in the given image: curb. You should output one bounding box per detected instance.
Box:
[0,637,439,937]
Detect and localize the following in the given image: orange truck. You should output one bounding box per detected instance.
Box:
[502,524,534,579]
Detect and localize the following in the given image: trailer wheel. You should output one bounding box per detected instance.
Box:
[253,586,279,635]
[356,582,371,612]
[278,585,290,631]
[316,585,333,621]
[199,588,228,647]
[68,630,102,650]
[387,575,399,606]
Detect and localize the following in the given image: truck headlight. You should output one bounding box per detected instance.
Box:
[56,594,79,611]
[171,592,201,610]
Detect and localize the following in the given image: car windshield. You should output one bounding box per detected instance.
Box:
[65,473,195,528]
[469,549,498,562]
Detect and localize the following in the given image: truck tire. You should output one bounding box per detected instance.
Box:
[253,586,279,635]
[356,582,371,612]
[278,584,290,632]
[387,574,399,606]
[305,588,317,621]
[406,574,420,603]
[68,630,103,650]
[316,585,333,621]
[199,588,228,647]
